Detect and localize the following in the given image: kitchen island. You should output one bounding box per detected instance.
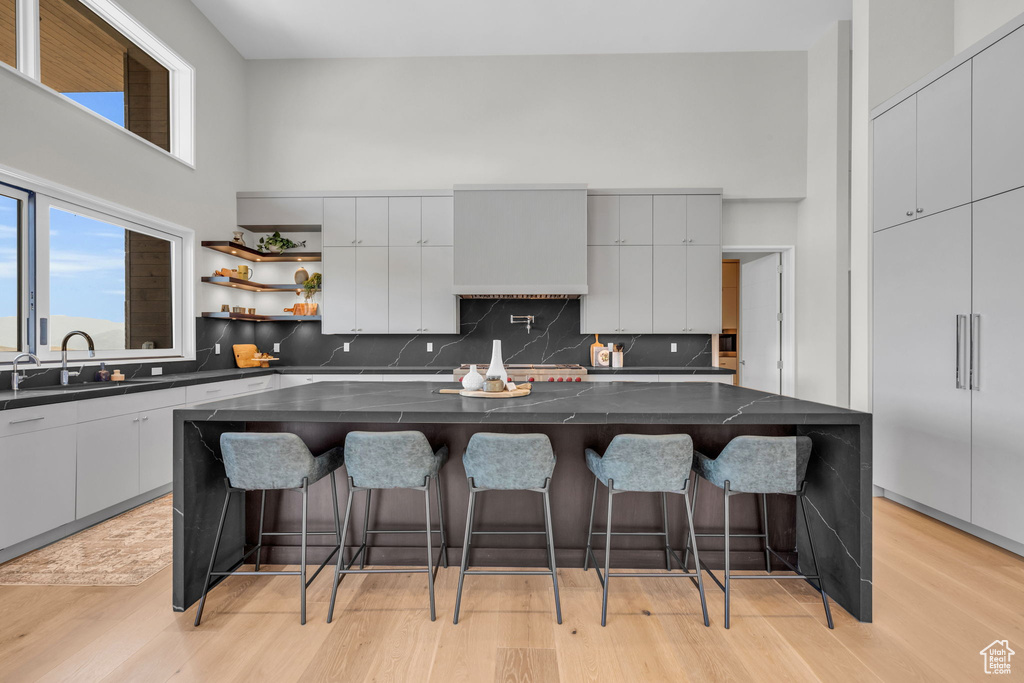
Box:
[173,381,872,620]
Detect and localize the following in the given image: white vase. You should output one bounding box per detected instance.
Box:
[463,364,485,391]
[486,340,507,380]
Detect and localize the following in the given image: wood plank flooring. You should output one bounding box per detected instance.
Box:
[1,497,1022,682]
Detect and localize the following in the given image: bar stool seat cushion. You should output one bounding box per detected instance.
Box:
[692,435,812,494]
[220,433,344,490]
[585,434,694,492]
[463,433,555,490]
[344,431,447,489]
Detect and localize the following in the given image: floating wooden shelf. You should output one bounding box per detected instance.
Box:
[201,276,321,294]
[202,312,322,323]
[201,241,321,262]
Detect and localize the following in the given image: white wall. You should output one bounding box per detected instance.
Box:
[243,52,808,200]
[0,0,248,316]
[796,21,852,407]
[955,0,1024,51]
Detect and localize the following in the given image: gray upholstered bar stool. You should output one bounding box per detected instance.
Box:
[453,433,561,625]
[194,433,345,626]
[327,431,448,622]
[689,435,833,629]
[584,434,709,627]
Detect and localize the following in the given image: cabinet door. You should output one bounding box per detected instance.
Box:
[388,197,421,246]
[583,246,619,333]
[0,426,76,549]
[653,195,686,245]
[873,206,972,521]
[618,246,653,334]
[653,245,687,333]
[421,247,457,333]
[685,246,722,333]
[237,197,323,229]
[355,197,389,246]
[388,246,422,333]
[355,247,389,332]
[973,25,1024,201]
[916,62,972,219]
[323,198,356,246]
[139,405,176,492]
[322,247,357,333]
[618,195,652,245]
[686,195,722,245]
[421,197,454,246]
[76,414,141,519]
[971,188,1024,543]
[872,96,917,231]
[587,196,619,245]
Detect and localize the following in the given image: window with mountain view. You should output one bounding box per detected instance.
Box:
[0,192,21,353]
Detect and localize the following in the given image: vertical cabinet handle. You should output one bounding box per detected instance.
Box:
[955,314,965,390]
[970,314,980,391]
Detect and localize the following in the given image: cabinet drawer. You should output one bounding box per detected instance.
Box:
[0,402,77,438]
[185,377,275,404]
[77,387,187,423]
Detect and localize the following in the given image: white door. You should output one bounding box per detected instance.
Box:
[739,253,781,393]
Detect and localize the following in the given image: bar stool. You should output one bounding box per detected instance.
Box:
[327,431,448,622]
[584,434,709,627]
[194,433,345,626]
[689,435,833,629]
[453,433,561,625]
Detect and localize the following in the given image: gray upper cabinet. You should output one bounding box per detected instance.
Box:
[322,246,357,333]
[389,197,422,246]
[685,246,723,333]
[237,197,323,230]
[653,195,686,244]
[917,62,972,219]
[421,196,454,246]
[587,196,619,245]
[421,246,457,333]
[388,246,422,333]
[356,197,389,246]
[618,246,653,333]
[618,196,653,245]
[973,25,1024,201]
[653,246,686,332]
[873,96,918,231]
[686,195,722,245]
[323,197,356,246]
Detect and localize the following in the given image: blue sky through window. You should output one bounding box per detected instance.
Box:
[64,91,125,127]
[49,208,126,324]
[0,197,17,350]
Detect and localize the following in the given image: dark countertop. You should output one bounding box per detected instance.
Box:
[1,364,732,411]
[175,380,867,426]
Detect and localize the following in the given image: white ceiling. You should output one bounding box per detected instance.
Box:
[189,0,852,60]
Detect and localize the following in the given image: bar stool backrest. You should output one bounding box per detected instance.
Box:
[220,432,317,490]
[463,433,555,490]
[602,434,693,492]
[713,435,812,494]
[344,430,439,488]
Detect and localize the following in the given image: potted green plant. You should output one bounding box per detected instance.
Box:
[256,231,306,254]
[301,272,321,315]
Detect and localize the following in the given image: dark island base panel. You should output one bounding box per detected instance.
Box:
[175,420,870,622]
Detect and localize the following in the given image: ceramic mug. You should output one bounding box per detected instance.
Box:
[237,265,253,281]
[220,304,230,312]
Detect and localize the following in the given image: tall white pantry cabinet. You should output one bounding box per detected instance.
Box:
[872,19,1024,546]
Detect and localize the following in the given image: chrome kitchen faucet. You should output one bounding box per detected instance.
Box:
[61,330,96,386]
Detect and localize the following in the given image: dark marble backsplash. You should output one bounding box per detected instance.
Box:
[251,298,713,368]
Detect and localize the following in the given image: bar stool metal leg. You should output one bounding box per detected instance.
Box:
[661,492,672,571]
[542,486,562,624]
[683,488,710,626]
[194,483,232,627]
[331,471,342,559]
[453,489,476,624]
[601,480,614,627]
[724,480,732,629]
[424,485,436,622]
[799,494,834,629]
[326,486,355,624]
[300,478,309,625]
[255,489,266,572]
[683,474,700,570]
[583,476,598,571]
[761,493,772,574]
[435,475,449,569]
[359,489,372,570]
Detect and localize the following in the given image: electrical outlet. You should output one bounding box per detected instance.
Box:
[214,343,221,355]
[671,343,677,353]
[343,342,350,352]
[151,367,163,376]
[273,343,281,353]
[427,342,433,352]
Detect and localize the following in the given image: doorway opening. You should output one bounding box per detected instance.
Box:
[719,246,795,396]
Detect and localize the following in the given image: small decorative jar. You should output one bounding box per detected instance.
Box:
[463,364,485,391]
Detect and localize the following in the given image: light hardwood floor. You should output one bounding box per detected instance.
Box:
[1,498,1022,682]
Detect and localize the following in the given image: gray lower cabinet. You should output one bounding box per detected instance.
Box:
[0,425,77,550]
[971,188,1024,544]
[618,246,653,333]
[139,406,176,493]
[421,247,457,333]
[77,414,141,519]
[389,246,422,332]
[973,24,1024,201]
[685,246,723,333]
[355,247,390,333]
[873,206,973,521]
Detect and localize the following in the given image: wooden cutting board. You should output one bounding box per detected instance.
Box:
[440,383,532,398]
[233,344,279,368]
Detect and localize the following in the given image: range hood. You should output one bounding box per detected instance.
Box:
[453,184,588,297]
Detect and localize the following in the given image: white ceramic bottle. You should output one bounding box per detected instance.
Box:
[463,364,485,391]
[485,340,507,381]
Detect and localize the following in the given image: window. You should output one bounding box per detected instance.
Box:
[0,187,28,355]
[1,0,194,164]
